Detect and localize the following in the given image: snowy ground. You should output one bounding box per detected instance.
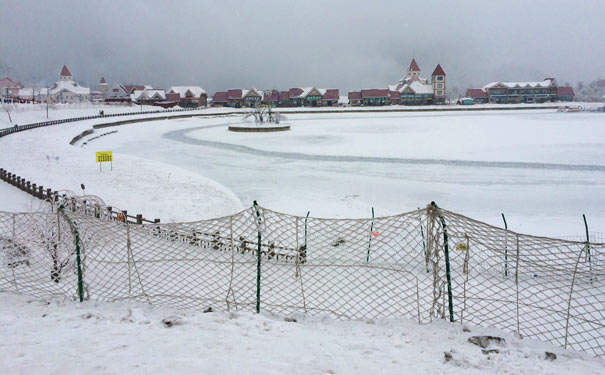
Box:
[1,106,604,235]
[1,291,603,375]
[1,105,605,373]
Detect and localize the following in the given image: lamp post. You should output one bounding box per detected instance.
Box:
[46,86,49,119]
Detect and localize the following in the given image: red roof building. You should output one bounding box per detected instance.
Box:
[121,85,145,94]
[557,86,575,101]
[466,89,488,99]
[60,65,72,80]
[348,91,362,106]
[0,77,24,97]
[431,64,446,77]
[408,58,421,73]
[212,91,228,106]
[361,89,390,98]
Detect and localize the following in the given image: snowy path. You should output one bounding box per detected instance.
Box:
[165,125,605,172]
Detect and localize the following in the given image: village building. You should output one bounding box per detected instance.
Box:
[98,77,108,97]
[212,88,262,108]
[130,89,166,105]
[105,83,147,103]
[48,65,91,103]
[212,87,339,108]
[467,79,558,104]
[348,91,362,106]
[466,88,489,104]
[556,86,575,102]
[167,86,208,108]
[13,87,48,103]
[288,87,323,106]
[0,77,23,98]
[280,87,339,107]
[390,59,446,105]
[361,89,391,106]
[211,91,228,107]
[261,90,281,106]
[320,89,339,106]
[348,58,446,106]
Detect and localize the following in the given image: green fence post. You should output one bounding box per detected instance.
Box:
[502,213,508,277]
[58,205,84,302]
[583,214,592,283]
[433,202,454,322]
[366,207,374,263]
[73,221,84,302]
[253,201,262,313]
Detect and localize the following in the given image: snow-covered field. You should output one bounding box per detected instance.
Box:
[1,106,604,235]
[1,291,603,375]
[1,105,605,373]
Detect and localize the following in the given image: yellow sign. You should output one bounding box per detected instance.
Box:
[96,151,113,163]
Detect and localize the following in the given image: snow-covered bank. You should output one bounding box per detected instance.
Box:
[1,291,602,375]
[0,115,243,222]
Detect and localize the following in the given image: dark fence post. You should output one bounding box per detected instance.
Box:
[253,201,262,313]
[502,213,509,277]
[432,202,454,323]
[366,207,375,263]
[583,214,592,282]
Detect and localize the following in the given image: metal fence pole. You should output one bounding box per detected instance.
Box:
[583,214,592,282]
[502,213,508,277]
[433,202,454,323]
[253,201,262,313]
[73,222,84,302]
[366,207,374,263]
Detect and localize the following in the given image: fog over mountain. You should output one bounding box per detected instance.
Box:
[1,0,603,93]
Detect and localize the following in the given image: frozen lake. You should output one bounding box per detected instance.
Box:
[1,108,604,237]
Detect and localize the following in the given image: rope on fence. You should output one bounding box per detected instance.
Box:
[0,203,604,356]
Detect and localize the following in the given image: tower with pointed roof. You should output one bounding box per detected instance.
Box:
[59,65,72,82]
[406,58,421,78]
[98,77,108,98]
[431,64,446,104]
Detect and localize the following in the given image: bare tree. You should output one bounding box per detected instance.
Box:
[243,103,282,125]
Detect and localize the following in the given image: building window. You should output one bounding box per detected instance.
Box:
[437,90,443,95]
[436,83,443,88]
[437,76,443,81]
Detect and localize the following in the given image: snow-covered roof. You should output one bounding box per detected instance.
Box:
[49,80,90,96]
[290,87,322,99]
[0,77,23,87]
[397,80,433,95]
[130,89,166,101]
[409,81,434,94]
[168,86,206,99]
[483,79,555,89]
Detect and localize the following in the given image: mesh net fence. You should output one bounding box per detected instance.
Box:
[0,203,603,356]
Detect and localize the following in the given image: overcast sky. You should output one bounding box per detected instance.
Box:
[1,0,603,93]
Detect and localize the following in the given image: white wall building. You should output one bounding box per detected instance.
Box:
[48,65,91,103]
